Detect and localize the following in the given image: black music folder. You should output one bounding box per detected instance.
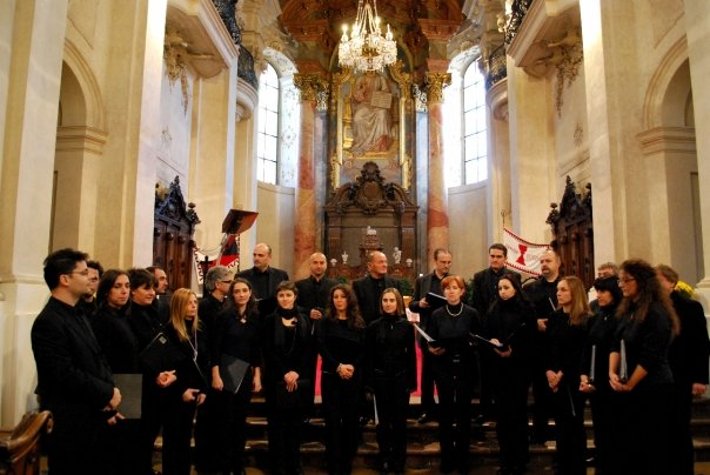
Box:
[113,373,142,419]
[139,332,186,374]
[425,292,447,309]
[470,333,506,350]
[220,355,250,394]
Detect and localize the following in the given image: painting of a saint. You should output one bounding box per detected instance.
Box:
[349,73,395,155]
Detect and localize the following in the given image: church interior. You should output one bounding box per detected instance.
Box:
[1,0,709,440]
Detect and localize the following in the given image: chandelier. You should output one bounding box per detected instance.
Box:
[338,0,397,73]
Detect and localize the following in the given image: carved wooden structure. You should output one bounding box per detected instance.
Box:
[547,176,594,289]
[324,162,418,284]
[0,410,52,475]
[153,176,200,291]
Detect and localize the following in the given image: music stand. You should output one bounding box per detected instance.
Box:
[220,209,258,273]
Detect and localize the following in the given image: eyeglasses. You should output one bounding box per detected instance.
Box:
[220,280,233,284]
[618,277,636,284]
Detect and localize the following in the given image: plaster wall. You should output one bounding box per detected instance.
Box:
[256,182,295,276]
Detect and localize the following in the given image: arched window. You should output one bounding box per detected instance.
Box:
[462,60,487,184]
[257,63,279,184]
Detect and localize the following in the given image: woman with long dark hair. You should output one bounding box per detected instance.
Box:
[544,276,591,475]
[579,275,622,475]
[427,275,480,474]
[91,269,143,474]
[318,283,367,475]
[609,259,679,474]
[210,277,262,475]
[260,281,312,475]
[366,287,416,474]
[161,288,209,475]
[483,272,533,475]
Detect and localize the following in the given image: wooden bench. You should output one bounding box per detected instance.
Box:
[0,411,52,475]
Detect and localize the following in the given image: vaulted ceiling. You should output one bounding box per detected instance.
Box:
[278,0,468,77]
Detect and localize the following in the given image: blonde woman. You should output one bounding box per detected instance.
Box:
[544,276,591,475]
[162,288,209,475]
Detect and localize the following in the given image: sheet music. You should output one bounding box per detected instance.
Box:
[620,339,628,383]
[413,323,435,343]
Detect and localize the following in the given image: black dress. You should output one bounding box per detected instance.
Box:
[483,297,534,475]
[545,310,588,475]
[210,305,262,474]
[427,302,480,473]
[318,317,367,475]
[611,302,674,475]
[260,307,312,475]
[366,313,417,473]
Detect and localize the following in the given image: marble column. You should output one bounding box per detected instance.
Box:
[486,78,511,243]
[685,0,710,309]
[233,79,259,262]
[0,0,69,426]
[292,73,328,280]
[425,73,451,267]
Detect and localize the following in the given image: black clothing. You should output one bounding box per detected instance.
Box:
[318,318,367,474]
[483,296,534,474]
[352,274,401,324]
[261,308,312,475]
[408,272,445,416]
[668,292,710,475]
[295,275,338,316]
[428,303,480,473]
[471,267,520,420]
[91,303,145,474]
[77,296,98,319]
[211,305,262,474]
[611,301,674,474]
[237,266,289,301]
[92,304,140,374]
[127,301,168,473]
[366,314,417,472]
[545,310,589,475]
[31,297,115,475]
[295,275,337,416]
[161,319,209,475]
[523,276,561,442]
[581,302,619,475]
[194,293,227,472]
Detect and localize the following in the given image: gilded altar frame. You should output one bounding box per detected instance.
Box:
[329,61,413,190]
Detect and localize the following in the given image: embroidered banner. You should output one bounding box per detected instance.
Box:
[502,227,550,276]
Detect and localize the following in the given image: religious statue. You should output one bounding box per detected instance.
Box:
[350,73,394,156]
[341,251,349,265]
[392,246,402,265]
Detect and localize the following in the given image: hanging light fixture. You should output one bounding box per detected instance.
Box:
[338,0,397,73]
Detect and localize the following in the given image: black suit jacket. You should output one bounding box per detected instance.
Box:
[295,276,338,315]
[31,297,115,433]
[353,275,401,324]
[408,272,445,333]
[237,266,289,300]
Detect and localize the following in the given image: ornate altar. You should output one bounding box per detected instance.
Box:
[547,176,594,289]
[324,162,418,285]
[153,176,200,291]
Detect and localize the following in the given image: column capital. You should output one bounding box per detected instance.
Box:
[425,72,451,104]
[293,73,329,103]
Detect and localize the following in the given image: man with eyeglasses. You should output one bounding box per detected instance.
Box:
[31,248,121,474]
[194,265,234,472]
